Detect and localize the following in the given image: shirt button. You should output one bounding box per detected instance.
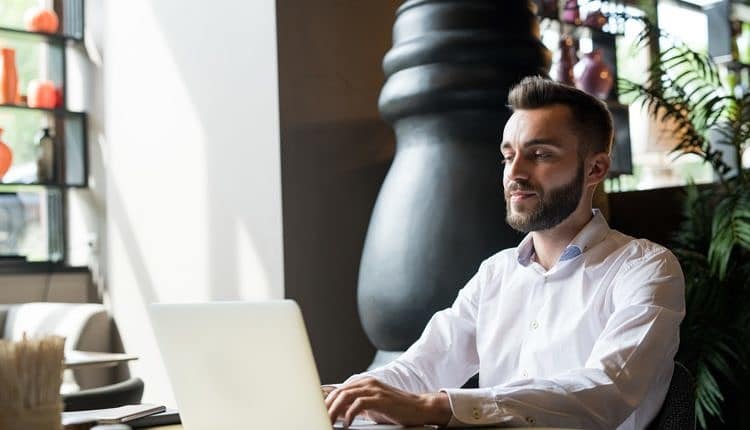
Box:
[530,320,539,330]
[526,416,536,425]
[472,407,481,419]
[522,369,529,377]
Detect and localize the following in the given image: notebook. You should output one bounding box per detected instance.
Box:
[62,404,166,425]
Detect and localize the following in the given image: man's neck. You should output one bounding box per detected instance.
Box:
[530,207,594,270]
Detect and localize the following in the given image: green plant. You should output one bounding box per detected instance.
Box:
[620,21,750,429]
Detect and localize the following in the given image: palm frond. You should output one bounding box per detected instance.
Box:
[708,191,750,279]
[623,19,750,428]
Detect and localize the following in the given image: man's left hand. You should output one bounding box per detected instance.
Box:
[325,376,452,428]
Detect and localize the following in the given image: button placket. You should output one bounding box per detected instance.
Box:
[519,273,546,383]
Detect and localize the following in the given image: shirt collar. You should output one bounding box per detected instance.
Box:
[516,209,611,267]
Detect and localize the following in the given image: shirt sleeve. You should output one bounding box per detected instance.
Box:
[342,262,487,394]
[441,248,686,429]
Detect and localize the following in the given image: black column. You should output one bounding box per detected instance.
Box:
[358,0,550,367]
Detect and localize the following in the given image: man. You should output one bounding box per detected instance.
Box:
[325,76,685,429]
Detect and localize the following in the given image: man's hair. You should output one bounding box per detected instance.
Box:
[507,76,614,157]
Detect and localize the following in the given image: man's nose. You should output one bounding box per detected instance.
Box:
[505,154,529,181]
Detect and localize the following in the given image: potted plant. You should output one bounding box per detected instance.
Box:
[620,21,750,428]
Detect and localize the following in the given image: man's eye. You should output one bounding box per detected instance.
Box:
[534,152,551,159]
[501,155,514,164]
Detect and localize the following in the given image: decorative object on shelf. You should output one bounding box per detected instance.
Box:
[0,128,12,180]
[736,22,750,64]
[562,0,581,25]
[554,34,578,86]
[0,48,19,105]
[27,79,58,109]
[0,335,65,430]
[573,49,613,99]
[35,127,55,183]
[584,9,608,30]
[24,7,60,34]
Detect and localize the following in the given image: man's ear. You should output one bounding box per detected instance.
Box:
[586,152,610,186]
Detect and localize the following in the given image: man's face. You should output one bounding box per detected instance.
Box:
[501,105,585,233]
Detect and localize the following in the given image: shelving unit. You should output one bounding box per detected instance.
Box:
[0,25,82,43]
[533,0,638,178]
[0,0,87,265]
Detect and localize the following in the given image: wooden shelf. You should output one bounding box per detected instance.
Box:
[0,103,84,116]
[0,26,81,43]
[0,261,88,274]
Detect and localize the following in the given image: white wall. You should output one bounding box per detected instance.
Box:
[100,0,284,405]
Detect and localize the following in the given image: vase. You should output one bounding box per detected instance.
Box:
[573,49,613,99]
[358,0,549,366]
[562,0,581,25]
[584,9,607,30]
[28,80,58,109]
[0,128,13,180]
[737,22,750,64]
[0,48,19,105]
[553,34,578,86]
[35,127,55,183]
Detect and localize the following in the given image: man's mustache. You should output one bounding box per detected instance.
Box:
[505,181,538,194]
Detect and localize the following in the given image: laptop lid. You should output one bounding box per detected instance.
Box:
[149,300,331,430]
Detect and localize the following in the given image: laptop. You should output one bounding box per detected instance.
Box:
[149,300,412,430]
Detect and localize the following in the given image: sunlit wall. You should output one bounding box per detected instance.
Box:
[101,0,283,404]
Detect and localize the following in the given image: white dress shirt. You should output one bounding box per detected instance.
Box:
[346,210,685,429]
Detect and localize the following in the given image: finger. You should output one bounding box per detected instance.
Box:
[327,387,377,424]
[325,380,377,408]
[328,387,376,423]
[344,396,380,428]
[325,387,343,408]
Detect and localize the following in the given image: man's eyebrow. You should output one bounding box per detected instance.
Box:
[500,138,561,150]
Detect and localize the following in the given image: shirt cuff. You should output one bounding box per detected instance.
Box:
[440,388,511,427]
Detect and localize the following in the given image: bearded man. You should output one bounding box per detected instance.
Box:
[325,76,685,430]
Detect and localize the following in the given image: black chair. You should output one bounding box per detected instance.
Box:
[647,362,695,430]
[62,377,145,411]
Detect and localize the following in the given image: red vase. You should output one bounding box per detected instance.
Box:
[0,48,19,105]
[573,50,613,99]
[28,79,58,109]
[0,128,13,180]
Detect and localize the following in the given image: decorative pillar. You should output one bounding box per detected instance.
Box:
[358,0,551,368]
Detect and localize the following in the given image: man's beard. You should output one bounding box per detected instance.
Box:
[505,166,585,233]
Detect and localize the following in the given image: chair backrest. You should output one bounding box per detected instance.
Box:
[647,361,695,430]
[1,302,126,389]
